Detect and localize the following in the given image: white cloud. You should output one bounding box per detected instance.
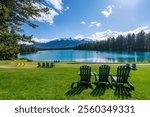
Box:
[31,0,65,25]
[81,21,86,25]
[32,8,59,25]
[30,1,70,25]
[89,21,102,28]
[64,6,70,11]
[32,37,51,43]
[101,5,114,18]
[46,0,63,11]
[19,36,51,44]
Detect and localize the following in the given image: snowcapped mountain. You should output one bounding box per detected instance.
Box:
[88,30,119,41]
[86,26,150,41]
[34,38,93,49]
[33,26,150,49]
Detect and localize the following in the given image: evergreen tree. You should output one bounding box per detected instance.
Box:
[19,44,38,53]
[126,33,132,50]
[131,33,136,50]
[0,0,50,60]
[75,31,150,51]
[135,30,145,50]
[145,33,150,50]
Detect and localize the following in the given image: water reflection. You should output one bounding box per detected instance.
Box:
[18,50,150,62]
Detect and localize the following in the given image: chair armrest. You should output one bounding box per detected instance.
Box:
[109,73,115,76]
[109,73,116,83]
[90,77,92,83]
[78,72,94,76]
[93,72,97,75]
[93,72,99,82]
[111,75,117,83]
[93,72,98,77]
[91,72,94,76]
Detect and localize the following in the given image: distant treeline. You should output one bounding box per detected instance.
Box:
[74,30,150,51]
[38,47,74,51]
[19,44,38,53]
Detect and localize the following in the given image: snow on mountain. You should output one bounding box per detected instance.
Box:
[86,26,150,41]
[32,26,150,49]
[34,37,93,48]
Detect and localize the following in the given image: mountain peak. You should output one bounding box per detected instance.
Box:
[34,38,93,49]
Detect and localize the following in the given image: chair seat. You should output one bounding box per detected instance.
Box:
[78,72,93,75]
[96,75,109,82]
[111,75,127,84]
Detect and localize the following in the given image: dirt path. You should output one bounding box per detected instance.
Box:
[0,66,16,68]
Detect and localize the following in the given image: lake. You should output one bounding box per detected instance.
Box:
[18,50,150,63]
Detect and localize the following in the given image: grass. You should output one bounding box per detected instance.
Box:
[0,60,150,100]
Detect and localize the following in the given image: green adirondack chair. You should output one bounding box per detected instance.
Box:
[42,62,46,67]
[78,65,92,83]
[111,65,135,90]
[51,62,54,68]
[46,62,50,68]
[94,65,111,86]
[37,62,41,67]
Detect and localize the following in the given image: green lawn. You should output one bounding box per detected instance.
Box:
[0,60,150,100]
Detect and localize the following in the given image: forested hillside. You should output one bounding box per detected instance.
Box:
[75,30,150,51]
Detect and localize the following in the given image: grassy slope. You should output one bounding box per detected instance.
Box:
[0,61,150,100]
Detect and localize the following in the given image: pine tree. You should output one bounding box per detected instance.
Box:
[136,30,146,50]
[145,33,150,50]
[75,31,150,51]
[0,0,50,59]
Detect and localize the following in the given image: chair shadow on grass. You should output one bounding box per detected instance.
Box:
[114,85,132,99]
[90,83,111,97]
[65,82,93,96]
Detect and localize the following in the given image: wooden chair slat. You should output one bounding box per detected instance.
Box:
[79,65,91,83]
[112,65,134,90]
[96,65,110,84]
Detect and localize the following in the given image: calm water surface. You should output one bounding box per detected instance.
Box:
[18,50,150,62]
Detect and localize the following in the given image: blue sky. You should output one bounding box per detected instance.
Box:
[22,0,150,42]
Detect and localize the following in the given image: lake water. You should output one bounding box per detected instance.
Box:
[18,50,150,63]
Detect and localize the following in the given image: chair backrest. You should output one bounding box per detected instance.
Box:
[37,62,41,67]
[98,65,110,82]
[117,65,130,83]
[46,62,50,68]
[80,65,91,82]
[51,62,54,67]
[42,62,46,67]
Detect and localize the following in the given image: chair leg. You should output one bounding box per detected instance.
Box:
[108,80,113,89]
[127,81,135,91]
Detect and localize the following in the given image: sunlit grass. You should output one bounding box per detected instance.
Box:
[0,60,150,100]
